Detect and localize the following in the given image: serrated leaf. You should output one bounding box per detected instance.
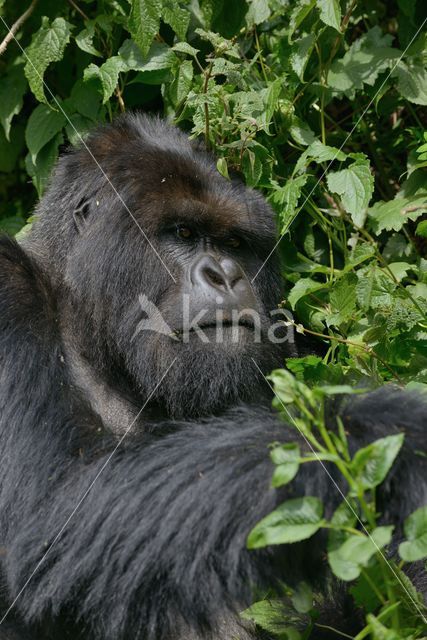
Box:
[270,443,300,488]
[128,0,162,57]
[328,526,393,581]
[288,277,327,309]
[317,0,341,31]
[216,157,229,179]
[162,0,190,40]
[172,42,200,57]
[241,599,302,638]
[327,161,373,227]
[0,65,27,140]
[270,177,308,234]
[25,104,66,164]
[399,506,427,562]
[24,17,72,104]
[351,433,404,489]
[84,57,127,103]
[327,274,357,327]
[395,62,427,106]
[294,139,347,173]
[327,27,401,97]
[290,33,315,80]
[368,192,427,233]
[247,497,324,548]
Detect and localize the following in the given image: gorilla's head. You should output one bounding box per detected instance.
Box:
[27,114,292,418]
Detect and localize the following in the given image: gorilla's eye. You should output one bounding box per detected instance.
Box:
[176,225,193,240]
[226,236,241,249]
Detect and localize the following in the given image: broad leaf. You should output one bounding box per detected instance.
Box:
[395,63,427,106]
[328,526,393,581]
[399,506,427,562]
[24,17,72,103]
[246,0,271,25]
[270,443,300,488]
[327,161,374,227]
[162,0,190,40]
[327,27,401,97]
[368,192,427,233]
[288,277,327,309]
[84,57,127,103]
[317,0,341,32]
[25,104,66,164]
[247,497,324,548]
[242,599,301,638]
[351,433,404,490]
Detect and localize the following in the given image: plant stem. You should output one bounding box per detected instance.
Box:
[0,0,38,56]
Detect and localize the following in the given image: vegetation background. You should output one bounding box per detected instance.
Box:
[0,0,426,638]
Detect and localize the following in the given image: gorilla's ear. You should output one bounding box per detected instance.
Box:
[73,198,92,233]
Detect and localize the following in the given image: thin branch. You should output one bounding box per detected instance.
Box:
[0,0,38,57]
[66,0,90,21]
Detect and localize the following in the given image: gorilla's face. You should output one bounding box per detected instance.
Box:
[41,116,289,417]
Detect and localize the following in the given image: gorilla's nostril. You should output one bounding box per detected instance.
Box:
[205,267,226,288]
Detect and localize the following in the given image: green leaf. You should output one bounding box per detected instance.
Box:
[247,497,324,548]
[416,220,427,238]
[75,22,102,57]
[290,33,315,80]
[69,80,102,121]
[317,0,341,31]
[24,17,73,104]
[272,175,308,234]
[241,599,302,638]
[290,118,316,146]
[119,40,174,72]
[395,63,427,106]
[368,192,427,233]
[84,57,127,103]
[327,27,401,97]
[0,64,27,140]
[294,139,346,173]
[246,0,271,25]
[270,443,300,488]
[351,433,404,490]
[168,59,193,105]
[327,161,374,227]
[327,274,357,327]
[128,0,162,57]
[288,277,327,309]
[328,526,393,581]
[399,506,427,562]
[289,0,316,40]
[162,0,190,40]
[25,104,66,164]
[172,42,200,57]
[25,132,63,197]
[291,582,313,614]
[216,157,229,179]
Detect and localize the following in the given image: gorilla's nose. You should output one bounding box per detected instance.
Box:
[191,255,243,293]
[190,254,256,309]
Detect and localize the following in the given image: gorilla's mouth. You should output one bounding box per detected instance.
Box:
[173,317,256,339]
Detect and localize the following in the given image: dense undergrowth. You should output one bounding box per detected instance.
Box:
[0,0,426,637]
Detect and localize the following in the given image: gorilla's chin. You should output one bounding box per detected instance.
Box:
[130,333,282,418]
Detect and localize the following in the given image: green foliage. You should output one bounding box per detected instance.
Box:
[246,370,427,638]
[0,0,426,636]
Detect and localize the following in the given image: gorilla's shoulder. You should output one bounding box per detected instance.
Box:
[0,234,56,337]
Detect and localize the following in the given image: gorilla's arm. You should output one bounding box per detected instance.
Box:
[0,236,425,640]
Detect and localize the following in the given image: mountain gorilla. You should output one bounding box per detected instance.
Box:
[0,114,425,640]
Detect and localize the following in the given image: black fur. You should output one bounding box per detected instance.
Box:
[0,115,425,640]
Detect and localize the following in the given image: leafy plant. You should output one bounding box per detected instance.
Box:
[244,372,427,639]
[0,0,426,636]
